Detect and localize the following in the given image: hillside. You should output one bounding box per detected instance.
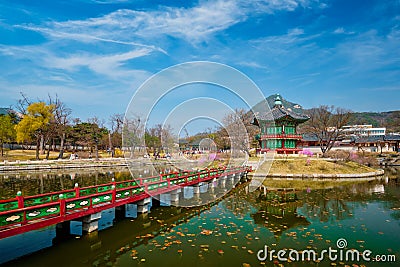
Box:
[251,94,304,114]
[348,111,400,132]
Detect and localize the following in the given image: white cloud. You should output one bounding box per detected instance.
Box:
[333,27,355,35]
[47,48,152,75]
[237,61,270,70]
[334,27,345,34]
[19,0,321,45]
[288,28,304,36]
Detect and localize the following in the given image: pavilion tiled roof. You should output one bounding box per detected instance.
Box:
[354,136,384,143]
[385,134,400,141]
[257,105,310,122]
[355,135,400,143]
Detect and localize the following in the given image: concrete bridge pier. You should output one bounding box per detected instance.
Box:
[137,197,151,214]
[208,179,216,194]
[226,174,235,188]
[124,203,137,218]
[219,176,227,189]
[192,184,201,194]
[170,189,180,204]
[209,178,217,189]
[234,173,241,185]
[82,212,102,233]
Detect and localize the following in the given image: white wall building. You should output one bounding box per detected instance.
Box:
[342,125,386,137]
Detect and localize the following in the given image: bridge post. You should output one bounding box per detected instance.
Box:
[82,212,102,233]
[170,189,180,204]
[16,191,24,209]
[192,184,200,194]
[209,178,217,189]
[233,173,239,186]
[59,194,66,216]
[219,176,227,188]
[136,197,151,214]
[74,183,80,198]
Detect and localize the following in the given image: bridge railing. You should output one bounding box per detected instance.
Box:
[0,166,248,229]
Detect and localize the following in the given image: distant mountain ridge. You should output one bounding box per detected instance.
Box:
[348,111,400,132]
[251,94,304,114]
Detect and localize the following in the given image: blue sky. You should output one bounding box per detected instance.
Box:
[0,0,399,128]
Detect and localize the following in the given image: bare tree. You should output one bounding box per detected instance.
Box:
[160,124,175,153]
[88,117,107,160]
[222,108,259,156]
[48,95,71,159]
[109,113,124,155]
[110,113,124,134]
[122,115,144,158]
[303,105,352,156]
[15,92,31,115]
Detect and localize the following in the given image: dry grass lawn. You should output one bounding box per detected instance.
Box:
[260,158,376,174]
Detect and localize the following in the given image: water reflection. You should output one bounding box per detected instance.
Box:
[0,169,399,266]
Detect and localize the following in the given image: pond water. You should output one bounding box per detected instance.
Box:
[0,167,399,267]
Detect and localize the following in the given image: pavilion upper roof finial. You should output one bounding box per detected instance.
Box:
[274,94,283,108]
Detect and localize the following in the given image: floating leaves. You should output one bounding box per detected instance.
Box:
[200,229,213,235]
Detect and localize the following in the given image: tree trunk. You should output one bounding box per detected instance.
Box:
[46,143,50,160]
[40,135,45,155]
[95,143,99,160]
[130,146,135,158]
[1,142,3,157]
[36,137,40,160]
[58,133,65,159]
[108,133,113,157]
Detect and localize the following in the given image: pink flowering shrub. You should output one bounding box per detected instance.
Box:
[301,149,314,157]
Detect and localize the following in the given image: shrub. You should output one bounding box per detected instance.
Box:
[301,149,314,157]
[324,150,350,161]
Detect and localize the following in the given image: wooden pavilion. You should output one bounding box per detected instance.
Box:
[253,95,309,154]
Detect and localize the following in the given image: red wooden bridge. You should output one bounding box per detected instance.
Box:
[0,166,250,239]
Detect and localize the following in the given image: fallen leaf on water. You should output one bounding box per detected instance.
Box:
[201,229,213,235]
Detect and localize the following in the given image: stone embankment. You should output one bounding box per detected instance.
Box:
[249,169,385,181]
[0,158,131,172]
[379,155,400,166]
